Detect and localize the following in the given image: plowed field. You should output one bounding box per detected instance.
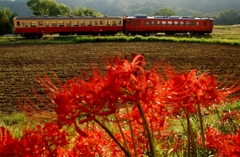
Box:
[0,42,239,116]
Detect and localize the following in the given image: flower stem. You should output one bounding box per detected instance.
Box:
[137,101,155,157]
[114,113,131,155]
[197,103,206,157]
[126,103,138,157]
[186,110,197,157]
[94,118,132,157]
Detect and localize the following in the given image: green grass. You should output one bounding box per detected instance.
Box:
[1,101,239,138]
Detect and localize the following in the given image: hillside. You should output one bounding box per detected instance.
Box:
[1,0,240,16]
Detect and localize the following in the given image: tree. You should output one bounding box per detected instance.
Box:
[0,7,17,35]
[58,4,71,16]
[72,6,103,16]
[152,8,176,16]
[215,10,240,25]
[27,0,72,16]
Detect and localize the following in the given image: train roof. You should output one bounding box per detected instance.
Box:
[14,15,123,20]
[125,14,214,20]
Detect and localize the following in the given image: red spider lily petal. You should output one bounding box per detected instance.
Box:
[72,126,111,156]
[109,123,149,156]
[164,69,239,115]
[164,70,199,113]
[220,110,240,123]
[42,122,69,147]
[206,126,240,157]
[0,127,19,156]
[14,122,69,156]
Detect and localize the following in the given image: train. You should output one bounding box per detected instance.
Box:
[13,14,214,38]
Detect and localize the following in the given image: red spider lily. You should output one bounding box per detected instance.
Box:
[221,110,240,123]
[72,125,111,157]
[109,122,150,156]
[164,69,240,114]
[0,122,70,157]
[0,127,19,156]
[24,54,166,137]
[205,126,240,157]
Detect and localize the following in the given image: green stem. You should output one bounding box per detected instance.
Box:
[126,103,138,157]
[197,103,206,157]
[186,110,197,157]
[114,113,131,155]
[186,111,191,157]
[137,101,155,157]
[94,118,132,157]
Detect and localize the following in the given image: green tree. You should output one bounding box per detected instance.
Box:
[72,6,103,16]
[27,0,72,16]
[152,8,176,16]
[58,3,71,16]
[0,7,17,35]
[215,10,240,25]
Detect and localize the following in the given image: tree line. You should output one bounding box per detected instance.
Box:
[152,8,240,25]
[1,0,240,35]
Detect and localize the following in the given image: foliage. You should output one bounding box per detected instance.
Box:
[0,54,239,156]
[2,0,240,24]
[151,8,176,16]
[214,10,240,25]
[27,0,72,16]
[0,7,17,35]
[72,6,103,16]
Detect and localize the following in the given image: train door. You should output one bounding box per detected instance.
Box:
[134,20,141,31]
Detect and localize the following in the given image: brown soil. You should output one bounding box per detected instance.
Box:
[0,42,239,116]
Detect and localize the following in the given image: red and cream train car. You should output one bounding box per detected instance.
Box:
[13,14,214,38]
[13,15,123,38]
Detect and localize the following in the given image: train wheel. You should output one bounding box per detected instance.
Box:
[24,34,31,39]
[37,34,43,39]
[165,32,175,35]
[131,32,136,36]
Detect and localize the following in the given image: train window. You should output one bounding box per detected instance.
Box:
[45,22,50,27]
[174,21,178,26]
[94,21,98,26]
[59,21,64,27]
[118,20,121,25]
[180,21,184,26]
[39,21,43,26]
[66,22,71,26]
[87,21,92,26]
[106,21,111,26]
[157,21,160,25]
[74,21,79,26]
[162,21,166,26]
[151,21,156,26]
[80,21,85,26]
[168,21,172,26]
[30,22,36,27]
[136,21,140,26]
[203,22,207,26]
[186,22,190,26]
[17,21,20,27]
[23,22,28,27]
[145,21,149,25]
[192,22,198,26]
[112,21,117,26]
[100,21,103,25]
[52,22,57,27]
